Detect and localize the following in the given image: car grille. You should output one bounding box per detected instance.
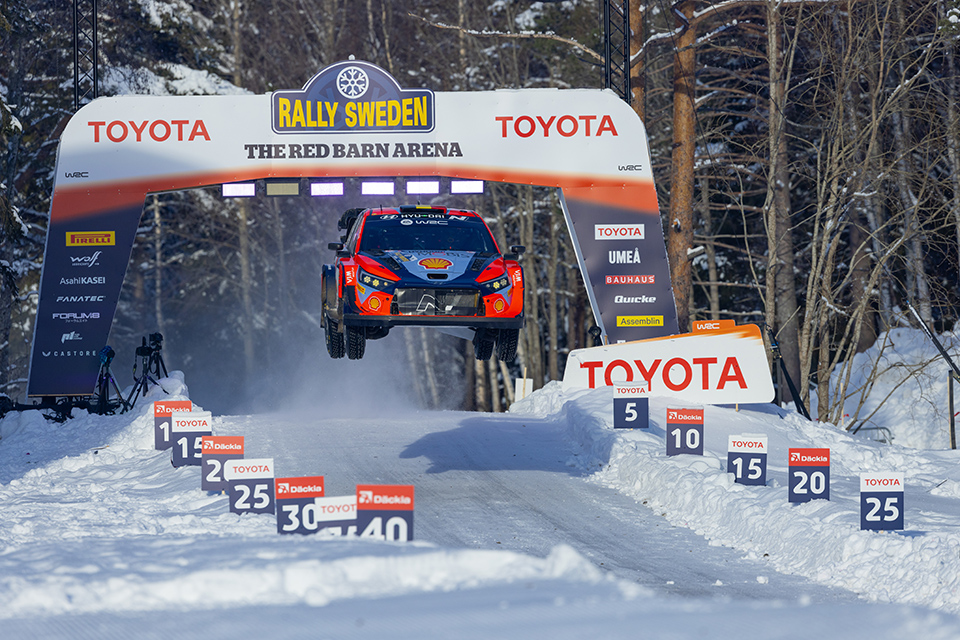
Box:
[393,288,480,316]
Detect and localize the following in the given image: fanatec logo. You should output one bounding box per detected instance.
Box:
[70,251,102,268]
[56,295,105,303]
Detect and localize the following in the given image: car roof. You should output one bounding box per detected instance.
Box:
[364,205,481,218]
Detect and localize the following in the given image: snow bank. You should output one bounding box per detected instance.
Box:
[0,374,631,619]
[512,380,960,612]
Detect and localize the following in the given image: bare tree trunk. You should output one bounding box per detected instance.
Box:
[699,179,720,320]
[668,0,696,333]
[520,186,543,384]
[488,358,501,413]
[547,204,560,382]
[238,199,256,383]
[475,358,489,411]
[629,0,646,121]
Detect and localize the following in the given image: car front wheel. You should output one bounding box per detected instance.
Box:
[325,318,345,359]
[473,328,495,361]
[496,328,519,362]
[346,325,366,360]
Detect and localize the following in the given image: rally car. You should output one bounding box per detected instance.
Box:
[321,205,525,361]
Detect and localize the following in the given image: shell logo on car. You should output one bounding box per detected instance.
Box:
[418,257,452,270]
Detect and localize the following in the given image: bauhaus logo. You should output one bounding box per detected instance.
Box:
[595,224,645,241]
[606,275,654,285]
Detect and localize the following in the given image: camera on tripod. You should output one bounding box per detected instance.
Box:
[126,332,169,409]
[99,345,115,365]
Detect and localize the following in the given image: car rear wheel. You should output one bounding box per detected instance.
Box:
[325,318,345,359]
[496,328,520,362]
[473,329,495,361]
[346,325,366,360]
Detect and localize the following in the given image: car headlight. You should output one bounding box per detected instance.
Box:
[357,268,397,292]
[479,275,511,296]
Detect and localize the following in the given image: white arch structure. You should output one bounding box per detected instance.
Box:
[29,61,677,396]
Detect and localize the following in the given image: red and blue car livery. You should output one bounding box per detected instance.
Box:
[321,205,525,360]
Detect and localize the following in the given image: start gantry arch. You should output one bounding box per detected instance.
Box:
[29,60,677,396]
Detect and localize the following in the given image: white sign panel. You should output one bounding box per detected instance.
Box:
[563,324,774,405]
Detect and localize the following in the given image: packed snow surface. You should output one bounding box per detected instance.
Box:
[2,358,960,638]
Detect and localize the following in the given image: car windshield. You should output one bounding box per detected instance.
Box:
[359,215,499,253]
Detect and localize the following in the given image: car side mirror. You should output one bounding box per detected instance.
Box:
[505,245,525,261]
[328,242,344,251]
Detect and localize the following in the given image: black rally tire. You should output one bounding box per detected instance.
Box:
[473,329,494,361]
[325,320,345,359]
[346,325,366,360]
[496,328,520,362]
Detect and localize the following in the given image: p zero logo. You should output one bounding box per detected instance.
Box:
[595,224,645,241]
[272,61,434,133]
[67,231,115,247]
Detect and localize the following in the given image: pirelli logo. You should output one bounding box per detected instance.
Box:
[67,231,115,246]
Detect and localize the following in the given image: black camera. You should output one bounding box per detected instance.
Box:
[136,337,153,357]
[99,345,115,365]
[149,332,163,348]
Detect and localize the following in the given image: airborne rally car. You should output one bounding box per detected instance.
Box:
[321,205,525,361]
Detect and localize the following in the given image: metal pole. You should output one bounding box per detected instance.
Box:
[951,372,957,450]
[73,0,80,112]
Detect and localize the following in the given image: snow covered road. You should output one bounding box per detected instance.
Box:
[2,372,960,638]
[234,408,859,602]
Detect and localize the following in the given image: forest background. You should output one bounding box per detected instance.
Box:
[2,0,959,421]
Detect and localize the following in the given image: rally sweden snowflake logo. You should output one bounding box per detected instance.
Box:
[337,67,369,99]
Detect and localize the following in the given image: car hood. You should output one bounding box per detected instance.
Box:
[365,250,490,282]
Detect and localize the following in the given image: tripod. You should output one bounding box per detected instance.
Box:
[94,345,130,415]
[125,333,169,409]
